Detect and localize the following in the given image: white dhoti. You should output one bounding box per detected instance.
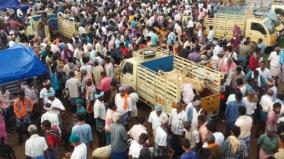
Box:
[270,65,281,77]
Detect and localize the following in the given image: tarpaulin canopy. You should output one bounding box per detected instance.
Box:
[0,0,29,10]
[0,44,48,84]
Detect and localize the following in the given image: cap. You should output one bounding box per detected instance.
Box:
[155,105,162,112]
[69,134,80,143]
[95,91,104,98]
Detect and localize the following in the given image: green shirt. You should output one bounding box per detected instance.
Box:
[258,134,279,155]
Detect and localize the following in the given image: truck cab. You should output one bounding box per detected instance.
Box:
[246,18,277,46]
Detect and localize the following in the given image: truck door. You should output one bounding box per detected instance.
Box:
[120,61,135,88]
[247,22,268,44]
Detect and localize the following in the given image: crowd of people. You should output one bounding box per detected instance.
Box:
[1,0,284,159]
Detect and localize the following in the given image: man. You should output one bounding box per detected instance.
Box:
[148,105,168,137]
[14,90,33,144]
[266,102,281,130]
[185,95,203,130]
[69,134,87,159]
[268,47,281,78]
[257,61,272,83]
[259,89,274,133]
[39,79,55,104]
[169,102,187,158]
[115,86,132,126]
[225,92,244,137]
[180,138,198,159]
[65,71,81,113]
[41,103,60,129]
[93,91,106,146]
[198,115,209,144]
[207,26,215,42]
[128,116,147,142]
[92,60,104,86]
[41,120,60,159]
[25,125,48,159]
[71,113,93,146]
[99,71,112,93]
[206,122,225,146]
[129,133,148,159]
[206,135,222,159]
[46,91,65,115]
[235,106,253,150]
[146,27,159,46]
[238,40,250,67]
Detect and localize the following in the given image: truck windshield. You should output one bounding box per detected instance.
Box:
[264,20,275,34]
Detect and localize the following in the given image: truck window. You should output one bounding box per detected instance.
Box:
[122,62,133,75]
[250,23,267,35]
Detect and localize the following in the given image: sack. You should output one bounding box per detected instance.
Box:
[92,145,111,158]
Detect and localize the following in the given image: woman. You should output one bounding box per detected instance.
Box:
[110,112,128,159]
[258,125,279,159]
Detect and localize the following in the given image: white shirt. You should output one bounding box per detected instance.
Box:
[207,30,215,41]
[259,94,274,112]
[226,94,236,105]
[115,94,132,114]
[213,132,225,146]
[25,134,48,158]
[155,126,167,146]
[256,67,272,82]
[235,115,253,138]
[39,87,55,104]
[148,111,168,130]
[242,97,257,115]
[41,110,60,127]
[65,77,81,98]
[47,98,65,115]
[184,128,200,148]
[93,99,106,120]
[78,26,86,35]
[70,143,87,159]
[268,51,280,67]
[129,92,139,117]
[169,109,187,135]
[129,140,143,158]
[128,124,147,142]
[17,8,23,17]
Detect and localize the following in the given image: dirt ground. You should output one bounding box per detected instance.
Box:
[7,79,284,159]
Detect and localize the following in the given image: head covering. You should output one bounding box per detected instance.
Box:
[69,134,80,143]
[118,86,125,92]
[43,79,50,86]
[112,112,121,123]
[160,114,169,125]
[46,91,55,97]
[95,91,104,98]
[155,105,162,112]
[76,98,84,105]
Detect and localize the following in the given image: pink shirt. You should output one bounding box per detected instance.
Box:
[266,111,278,129]
[99,77,112,92]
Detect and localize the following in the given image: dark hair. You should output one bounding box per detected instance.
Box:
[181,138,191,149]
[231,125,241,137]
[198,115,206,123]
[198,148,212,159]
[236,78,244,86]
[42,120,51,128]
[76,112,86,121]
[139,133,148,142]
[206,122,217,133]
[136,116,146,124]
[273,102,282,109]
[238,106,246,115]
[235,92,243,101]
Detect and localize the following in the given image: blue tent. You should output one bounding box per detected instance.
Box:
[0,0,29,10]
[0,44,48,84]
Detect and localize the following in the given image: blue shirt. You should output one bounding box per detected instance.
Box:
[71,123,93,144]
[225,101,244,123]
[180,151,198,159]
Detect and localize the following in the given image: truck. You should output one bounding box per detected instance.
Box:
[119,47,223,116]
[204,7,277,47]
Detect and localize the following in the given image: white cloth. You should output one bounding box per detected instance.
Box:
[259,94,274,112]
[182,84,195,104]
[155,126,167,146]
[226,94,236,105]
[39,87,55,104]
[213,132,225,146]
[128,124,147,142]
[47,98,65,115]
[268,51,280,67]
[115,94,132,115]
[148,111,168,130]
[70,143,87,159]
[93,99,106,120]
[242,97,257,115]
[41,111,60,127]
[169,109,187,135]
[65,77,81,98]
[235,115,253,139]
[25,134,48,158]
[129,140,143,158]
[129,93,139,117]
[184,128,200,148]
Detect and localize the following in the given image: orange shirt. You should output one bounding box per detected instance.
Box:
[13,97,33,119]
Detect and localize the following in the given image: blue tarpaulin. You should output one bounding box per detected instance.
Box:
[0,44,48,84]
[0,0,29,10]
[142,56,174,73]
